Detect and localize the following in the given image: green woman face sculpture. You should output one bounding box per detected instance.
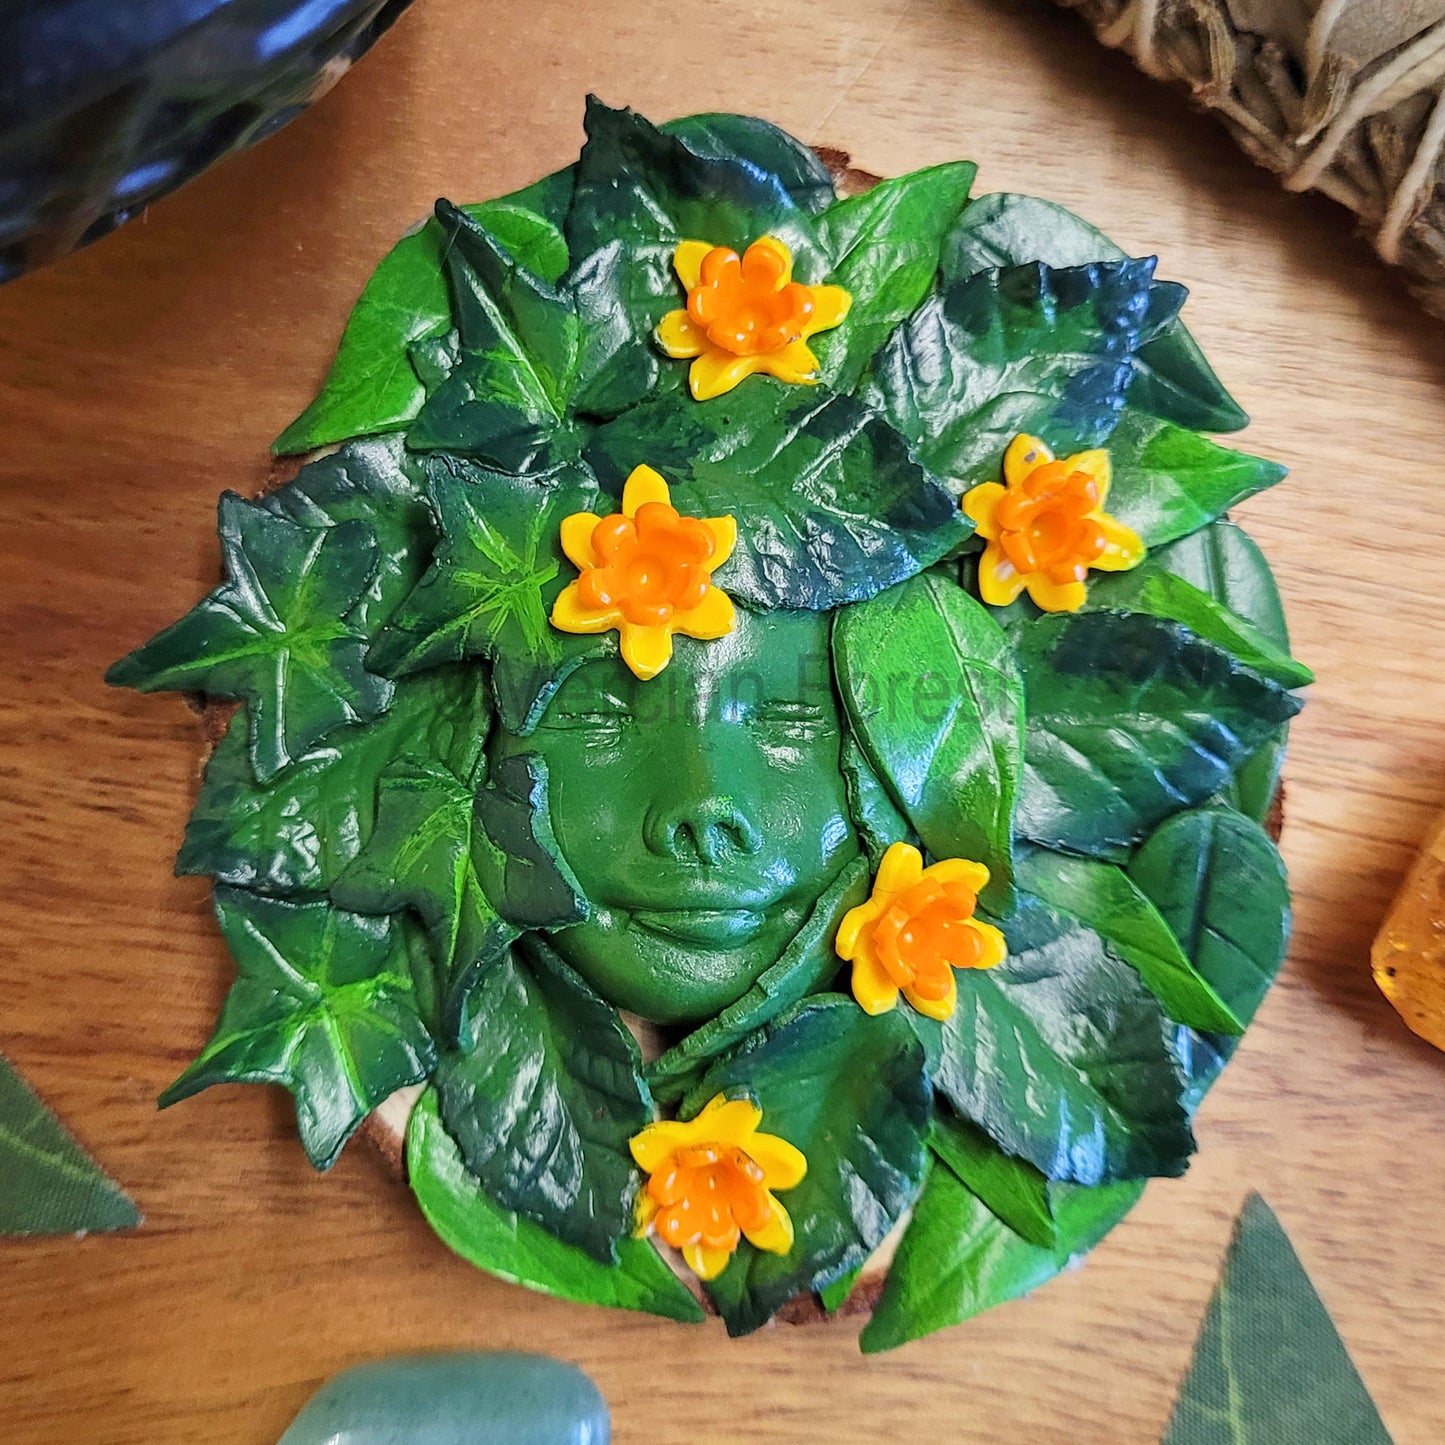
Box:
[493,607,859,1023]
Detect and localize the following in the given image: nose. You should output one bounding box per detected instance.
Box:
[644,795,764,865]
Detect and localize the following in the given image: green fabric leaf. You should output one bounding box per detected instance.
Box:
[698,997,931,1336]
[0,1052,140,1235]
[645,856,867,1105]
[107,495,391,783]
[662,112,837,214]
[407,1087,704,1322]
[1014,611,1302,858]
[1101,411,1287,549]
[159,890,436,1170]
[178,667,486,895]
[840,735,917,870]
[861,259,1181,488]
[367,457,612,733]
[833,571,1023,903]
[859,1159,1143,1352]
[940,192,1248,433]
[1014,846,1241,1035]
[586,382,970,611]
[1164,1194,1392,1444]
[1128,808,1291,1109]
[434,938,651,1262]
[929,1108,1056,1249]
[936,894,1193,1184]
[813,161,976,387]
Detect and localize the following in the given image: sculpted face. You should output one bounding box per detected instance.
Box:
[492,607,859,1024]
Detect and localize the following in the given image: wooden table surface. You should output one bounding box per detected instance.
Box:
[5,1,1445,1441]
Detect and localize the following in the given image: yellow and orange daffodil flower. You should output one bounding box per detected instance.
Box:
[835,842,1007,1021]
[550,464,736,680]
[655,236,851,400]
[963,433,1145,613]
[630,1093,807,1281]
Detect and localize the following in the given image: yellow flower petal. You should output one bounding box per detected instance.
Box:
[965,919,1008,970]
[1092,513,1146,571]
[904,968,956,1022]
[673,585,735,641]
[621,464,670,515]
[851,945,901,1015]
[1066,447,1112,501]
[802,284,851,336]
[559,512,601,571]
[927,858,992,893]
[550,582,620,635]
[633,1191,659,1236]
[962,482,1006,539]
[684,1242,735,1280]
[1025,575,1089,612]
[754,337,820,387]
[1004,433,1052,488]
[746,1134,808,1192]
[619,622,675,680]
[688,346,763,401]
[834,896,884,960]
[691,1094,764,1147]
[629,1119,698,1173]
[977,544,1028,607]
[743,1195,795,1256]
[672,239,713,293]
[704,514,737,571]
[876,841,925,896]
[656,308,706,358]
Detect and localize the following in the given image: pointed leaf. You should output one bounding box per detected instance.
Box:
[929,1109,1056,1249]
[662,112,837,214]
[840,735,917,870]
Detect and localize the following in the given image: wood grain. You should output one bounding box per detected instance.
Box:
[3,1,1444,1441]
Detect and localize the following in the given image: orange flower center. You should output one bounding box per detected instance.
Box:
[686,241,815,356]
[576,500,717,627]
[993,461,1108,586]
[647,1143,773,1253]
[873,878,987,999]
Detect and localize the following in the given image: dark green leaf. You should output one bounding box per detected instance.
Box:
[645,856,867,1105]
[936,894,1194,1184]
[1015,611,1302,857]
[407,1087,704,1322]
[833,571,1023,903]
[586,382,970,610]
[0,1051,140,1235]
[160,890,436,1169]
[662,112,837,214]
[840,735,917,870]
[698,997,931,1335]
[1128,808,1290,1108]
[435,938,650,1261]
[929,1108,1056,1249]
[941,192,1248,433]
[1014,847,1241,1034]
[106,495,391,782]
[1164,1194,1391,1444]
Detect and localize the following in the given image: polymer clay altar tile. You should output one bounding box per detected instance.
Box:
[109,97,1309,1346]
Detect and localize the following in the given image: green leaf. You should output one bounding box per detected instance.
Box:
[859,1159,1143,1352]
[1014,847,1241,1035]
[645,855,868,1105]
[813,161,976,387]
[819,1265,864,1315]
[929,1108,1056,1249]
[662,112,837,214]
[1100,411,1287,549]
[936,894,1193,1184]
[1014,611,1302,858]
[435,938,651,1262]
[0,1051,140,1235]
[833,571,1023,903]
[107,495,391,782]
[941,192,1248,433]
[1164,1194,1391,1444]
[407,1087,704,1322]
[840,735,918,870]
[178,667,486,895]
[367,456,612,732]
[698,997,931,1336]
[1128,808,1291,1108]
[160,890,436,1169]
[586,382,970,610]
[861,259,1181,487]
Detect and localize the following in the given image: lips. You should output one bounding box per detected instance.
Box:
[629,907,768,947]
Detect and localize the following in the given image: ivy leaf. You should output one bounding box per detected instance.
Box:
[159,890,436,1170]
[833,571,1023,904]
[1014,611,1302,858]
[697,996,931,1336]
[645,856,867,1105]
[936,893,1194,1185]
[434,938,651,1262]
[586,382,970,610]
[106,495,391,783]
[1129,808,1291,1109]
[929,1108,1057,1249]
[1015,846,1240,1035]
[407,1087,704,1322]
[861,259,1180,486]
[662,112,837,214]
[840,736,917,870]
[813,161,976,388]
[367,457,612,733]
[940,191,1248,433]
[177,667,487,896]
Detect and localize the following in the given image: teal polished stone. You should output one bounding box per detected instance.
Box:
[276,1353,610,1445]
